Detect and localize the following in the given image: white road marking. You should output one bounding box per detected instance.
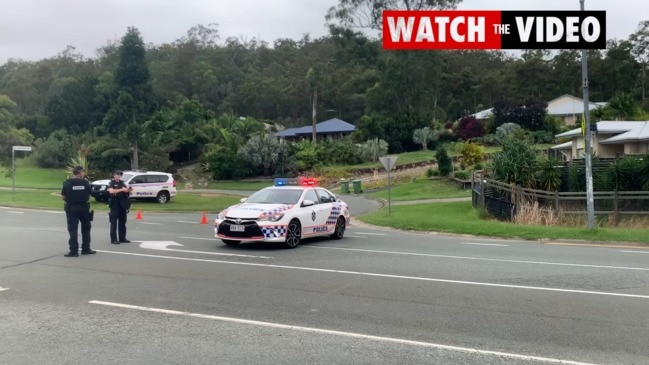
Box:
[0,287,9,292]
[137,241,271,259]
[180,236,216,241]
[137,222,162,225]
[461,242,509,247]
[45,210,63,214]
[345,235,367,238]
[96,250,649,300]
[89,300,596,365]
[353,232,387,236]
[177,221,199,224]
[7,211,24,214]
[620,250,649,254]
[312,246,649,272]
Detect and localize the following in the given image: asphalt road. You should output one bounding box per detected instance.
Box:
[1,204,649,365]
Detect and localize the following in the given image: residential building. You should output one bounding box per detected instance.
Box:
[551,121,649,161]
[274,118,357,142]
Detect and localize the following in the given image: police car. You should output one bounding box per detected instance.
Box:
[90,170,177,203]
[214,177,351,249]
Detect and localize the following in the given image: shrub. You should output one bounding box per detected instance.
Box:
[454,170,470,180]
[458,116,486,140]
[436,145,453,177]
[460,142,485,167]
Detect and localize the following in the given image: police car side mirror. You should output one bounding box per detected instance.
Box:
[240,197,247,203]
[301,199,315,207]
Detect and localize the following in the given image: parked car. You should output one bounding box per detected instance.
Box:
[90,170,177,204]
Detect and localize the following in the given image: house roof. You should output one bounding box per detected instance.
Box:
[555,121,648,139]
[469,95,607,120]
[599,121,649,144]
[275,118,357,137]
[546,94,606,116]
[550,141,572,150]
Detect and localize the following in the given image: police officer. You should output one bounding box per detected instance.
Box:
[61,166,95,257]
[107,170,131,244]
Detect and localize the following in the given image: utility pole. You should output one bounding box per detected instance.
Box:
[580,0,595,229]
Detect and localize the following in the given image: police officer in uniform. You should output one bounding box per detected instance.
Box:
[61,166,95,257]
[107,170,131,244]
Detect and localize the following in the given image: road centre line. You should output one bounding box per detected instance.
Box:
[137,222,162,225]
[620,250,649,254]
[179,236,217,241]
[461,242,509,247]
[345,235,367,238]
[7,211,24,214]
[96,250,649,300]
[89,300,595,365]
[177,221,199,224]
[97,249,270,259]
[311,246,649,272]
[0,287,9,292]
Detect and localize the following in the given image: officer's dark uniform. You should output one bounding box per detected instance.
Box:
[61,166,93,257]
[108,171,131,244]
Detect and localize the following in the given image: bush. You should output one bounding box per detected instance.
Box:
[425,168,440,177]
[458,116,486,140]
[460,142,485,167]
[453,170,470,180]
[436,145,453,177]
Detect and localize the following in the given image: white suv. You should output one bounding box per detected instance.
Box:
[90,170,177,204]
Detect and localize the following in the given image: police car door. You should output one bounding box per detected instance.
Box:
[315,188,338,235]
[128,174,147,198]
[301,188,328,237]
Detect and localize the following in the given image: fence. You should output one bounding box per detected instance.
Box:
[471,170,649,222]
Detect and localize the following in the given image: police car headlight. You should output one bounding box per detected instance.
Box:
[260,214,284,222]
[99,186,106,191]
[216,212,225,220]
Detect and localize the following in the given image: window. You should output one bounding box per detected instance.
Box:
[147,175,167,183]
[303,189,319,205]
[316,188,335,203]
[130,175,146,184]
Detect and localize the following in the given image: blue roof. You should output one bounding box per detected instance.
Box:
[275,118,356,137]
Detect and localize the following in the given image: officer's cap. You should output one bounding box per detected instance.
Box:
[72,166,84,175]
[112,170,123,177]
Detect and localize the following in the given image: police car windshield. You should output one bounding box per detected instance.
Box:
[245,188,303,204]
[121,173,134,182]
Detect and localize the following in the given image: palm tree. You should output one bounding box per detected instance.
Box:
[412,127,439,151]
[360,138,389,162]
[238,133,281,176]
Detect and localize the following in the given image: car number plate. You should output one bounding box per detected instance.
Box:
[230,224,245,232]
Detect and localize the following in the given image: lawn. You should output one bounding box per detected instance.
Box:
[205,180,273,191]
[357,201,649,244]
[0,190,244,213]
[367,178,472,201]
[0,158,68,189]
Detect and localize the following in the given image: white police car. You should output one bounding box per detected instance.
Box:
[214,177,351,249]
[90,170,177,204]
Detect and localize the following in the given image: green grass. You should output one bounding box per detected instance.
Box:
[0,158,68,189]
[357,201,649,244]
[0,190,244,213]
[367,178,471,201]
[205,180,273,191]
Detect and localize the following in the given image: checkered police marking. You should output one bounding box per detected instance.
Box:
[259,205,294,218]
[326,205,342,225]
[261,226,288,238]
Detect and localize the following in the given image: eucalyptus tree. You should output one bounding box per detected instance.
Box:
[360,137,388,162]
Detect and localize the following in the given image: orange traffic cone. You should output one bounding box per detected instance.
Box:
[135,208,143,220]
[200,211,208,224]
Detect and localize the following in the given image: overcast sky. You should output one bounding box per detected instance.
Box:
[0,0,645,64]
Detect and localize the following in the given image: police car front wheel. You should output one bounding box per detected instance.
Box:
[283,219,301,249]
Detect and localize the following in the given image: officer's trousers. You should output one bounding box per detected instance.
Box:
[66,203,91,252]
[109,206,128,242]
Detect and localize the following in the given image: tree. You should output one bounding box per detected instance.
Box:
[238,133,281,176]
[360,138,388,162]
[0,94,34,167]
[630,20,649,104]
[412,126,438,150]
[457,115,485,140]
[103,27,156,170]
[326,0,461,31]
[435,145,452,177]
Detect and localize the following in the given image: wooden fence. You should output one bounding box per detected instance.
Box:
[471,171,649,221]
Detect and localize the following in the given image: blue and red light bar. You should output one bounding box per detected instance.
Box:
[274,177,318,187]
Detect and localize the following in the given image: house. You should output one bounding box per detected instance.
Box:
[469,95,608,126]
[274,118,357,142]
[550,121,649,161]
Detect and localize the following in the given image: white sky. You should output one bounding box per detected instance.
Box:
[0,0,645,64]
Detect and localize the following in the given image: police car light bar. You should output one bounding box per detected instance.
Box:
[274,177,318,187]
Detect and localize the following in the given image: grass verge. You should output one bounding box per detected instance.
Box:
[0,190,243,213]
[367,178,471,201]
[205,180,272,191]
[357,201,649,244]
